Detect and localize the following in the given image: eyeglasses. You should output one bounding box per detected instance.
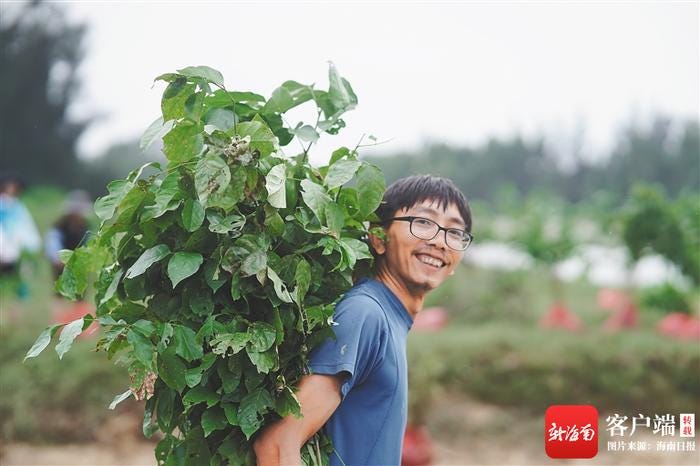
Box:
[383,216,474,251]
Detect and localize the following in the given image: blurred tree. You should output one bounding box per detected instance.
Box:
[595,117,700,201]
[621,184,698,285]
[364,116,698,207]
[0,0,88,187]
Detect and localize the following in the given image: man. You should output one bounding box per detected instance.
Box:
[254,175,473,466]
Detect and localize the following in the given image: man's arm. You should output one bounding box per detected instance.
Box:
[253,373,344,466]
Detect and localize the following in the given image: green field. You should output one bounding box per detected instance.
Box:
[1,188,698,445]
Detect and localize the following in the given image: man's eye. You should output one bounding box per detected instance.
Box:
[414,218,433,227]
[447,229,464,240]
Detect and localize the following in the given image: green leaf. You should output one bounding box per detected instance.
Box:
[177,65,225,88]
[125,244,171,279]
[112,185,148,230]
[196,317,224,344]
[246,348,277,374]
[291,124,319,143]
[189,292,214,317]
[247,322,276,352]
[300,179,332,224]
[210,332,249,356]
[221,402,239,425]
[98,268,123,306]
[24,324,63,361]
[127,329,154,369]
[173,325,203,362]
[94,180,131,222]
[157,349,187,391]
[328,62,358,112]
[143,171,182,220]
[275,386,302,418]
[162,79,195,120]
[207,167,246,211]
[228,91,266,104]
[329,146,352,165]
[55,318,85,359]
[168,252,204,288]
[140,116,175,151]
[181,199,205,232]
[293,259,311,305]
[306,304,335,329]
[230,273,241,301]
[155,387,177,434]
[237,388,274,440]
[325,160,361,189]
[93,162,158,223]
[202,406,228,436]
[204,260,227,292]
[184,91,205,122]
[218,360,242,394]
[262,80,313,114]
[185,353,216,388]
[264,205,285,237]
[183,385,219,408]
[163,123,204,164]
[235,116,278,157]
[341,237,373,261]
[206,211,245,234]
[195,154,231,204]
[266,267,293,303]
[265,163,287,209]
[133,319,156,337]
[157,323,174,352]
[240,250,267,277]
[325,202,345,237]
[204,108,236,132]
[184,425,211,466]
[356,162,385,218]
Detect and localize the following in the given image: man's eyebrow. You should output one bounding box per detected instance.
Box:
[411,206,465,228]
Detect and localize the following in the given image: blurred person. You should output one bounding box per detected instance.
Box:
[44,190,91,280]
[44,190,96,323]
[254,175,473,466]
[0,173,40,301]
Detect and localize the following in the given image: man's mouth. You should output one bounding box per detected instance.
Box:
[415,253,446,269]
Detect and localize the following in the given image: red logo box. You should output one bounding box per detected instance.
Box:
[545,405,599,459]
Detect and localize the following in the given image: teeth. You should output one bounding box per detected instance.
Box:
[417,255,444,268]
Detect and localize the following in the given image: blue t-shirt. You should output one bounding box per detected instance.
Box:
[308,277,413,466]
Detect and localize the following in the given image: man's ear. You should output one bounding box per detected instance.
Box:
[368,229,387,255]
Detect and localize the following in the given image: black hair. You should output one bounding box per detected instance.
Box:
[375,174,472,232]
[0,172,25,194]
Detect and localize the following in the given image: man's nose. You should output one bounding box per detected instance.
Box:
[427,230,448,250]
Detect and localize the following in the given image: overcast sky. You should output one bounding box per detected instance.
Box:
[55,1,699,165]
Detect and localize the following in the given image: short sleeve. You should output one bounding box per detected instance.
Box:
[308,293,387,398]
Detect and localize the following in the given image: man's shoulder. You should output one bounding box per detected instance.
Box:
[336,280,388,325]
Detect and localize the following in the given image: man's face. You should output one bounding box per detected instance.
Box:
[375,199,466,293]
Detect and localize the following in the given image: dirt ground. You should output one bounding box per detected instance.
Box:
[2,397,698,466]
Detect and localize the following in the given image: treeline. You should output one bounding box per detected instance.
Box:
[364,117,699,205]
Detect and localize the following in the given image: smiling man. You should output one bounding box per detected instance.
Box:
[254,175,472,466]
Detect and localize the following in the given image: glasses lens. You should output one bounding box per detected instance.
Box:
[410,218,439,240]
[445,230,467,250]
[449,233,472,251]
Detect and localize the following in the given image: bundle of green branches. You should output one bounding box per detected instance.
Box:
[26,64,385,465]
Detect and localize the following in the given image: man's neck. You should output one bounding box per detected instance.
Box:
[373,268,426,321]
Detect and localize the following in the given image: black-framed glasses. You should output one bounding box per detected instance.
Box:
[383,216,474,251]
